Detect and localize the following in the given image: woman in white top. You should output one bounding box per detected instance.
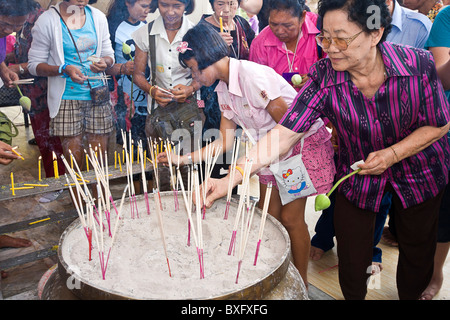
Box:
[132,0,200,190]
[28,0,115,169]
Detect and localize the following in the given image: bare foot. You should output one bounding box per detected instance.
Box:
[310,246,325,261]
[0,235,32,248]
[419,271,443,300]
[381,226,398,247]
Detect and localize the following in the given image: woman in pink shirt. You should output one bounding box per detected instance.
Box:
[249,0,324,90]
[159,23,335,287]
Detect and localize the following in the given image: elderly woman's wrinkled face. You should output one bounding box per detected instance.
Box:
[321,9,379,72]
[213,0,238,25]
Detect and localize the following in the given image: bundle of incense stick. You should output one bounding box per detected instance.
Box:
[12,78,34,85]
[63,147,128,280]
[138,140,151,215]
[224,136,240,219]
[201,139,222,220]
[236,201,256,284]
[254,182,272,266]
[177,167,204,278]
[121,130,138,218]
[228,158,253,256]
[164,139,178,211]
[61,155,99,263]
[148,137,163,209]
[85,75,111,80]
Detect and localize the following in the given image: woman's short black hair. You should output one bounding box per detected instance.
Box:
[179,23,230,70]
[317,0,392,42]
[150,0,195,15]
[0,0,39,16]
[267,0,307,18]
[208,0,241,8]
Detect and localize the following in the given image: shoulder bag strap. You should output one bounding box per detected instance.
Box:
[52,7,95,89]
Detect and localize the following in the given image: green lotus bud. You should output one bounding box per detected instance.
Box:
[19,96,31,111]
[122,43,132,55]
[314,194,331,211]
[291,74,302,86]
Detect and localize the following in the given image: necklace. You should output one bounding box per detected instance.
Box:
[212,14,240,58]
[283,30,302,73]
[165,25,181,31]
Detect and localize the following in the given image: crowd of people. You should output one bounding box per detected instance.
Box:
[0,0,449,300]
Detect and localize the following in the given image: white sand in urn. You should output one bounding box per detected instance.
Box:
[60,193,288,300]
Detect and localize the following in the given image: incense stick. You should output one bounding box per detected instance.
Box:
[228,158,253,255]
[254,182,272,266]
[224,137,240,219]
[153,188,172,277]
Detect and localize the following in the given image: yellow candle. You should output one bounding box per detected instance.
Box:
[115,151,117,169]
[144,150,147,168]
[137,145,140,164]
[38,156,42,181]
[118,154,122,172]
[11,147,24,160]
[86,154,89,172]
[53,152,59,179]
[11,172,14,196]
[219,11,224,32]
[131,142,134,164]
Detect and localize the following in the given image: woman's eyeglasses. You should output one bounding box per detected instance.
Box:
[315,30,364,51]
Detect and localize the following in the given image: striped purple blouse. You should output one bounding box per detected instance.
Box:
[280,41,450,212]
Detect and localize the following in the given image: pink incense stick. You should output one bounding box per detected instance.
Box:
[228,230,237,255]
[224,201,230,220]
[187,220,191,246]
[253,239,261,266]
[235,260,243,284]
[144,192,151,215]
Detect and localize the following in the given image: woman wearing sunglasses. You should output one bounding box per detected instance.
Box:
[203,0,450,300]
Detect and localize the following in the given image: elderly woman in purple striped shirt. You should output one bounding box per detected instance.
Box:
[204,0,450,300]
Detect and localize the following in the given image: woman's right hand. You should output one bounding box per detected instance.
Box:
[151,86,174,107]
[219,31,234,46]
[157,151,185,166]
[65,65,87,84]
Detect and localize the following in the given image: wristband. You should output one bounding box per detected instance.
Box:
[234,165,244,178]
[59,63,69,78]
[149,85,155,99]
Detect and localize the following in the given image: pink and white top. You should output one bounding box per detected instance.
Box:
[249,12,323,81]
[215,58,297,175]
[216,58,297,141]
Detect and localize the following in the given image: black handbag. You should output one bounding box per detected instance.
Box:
[53,7,110,105]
